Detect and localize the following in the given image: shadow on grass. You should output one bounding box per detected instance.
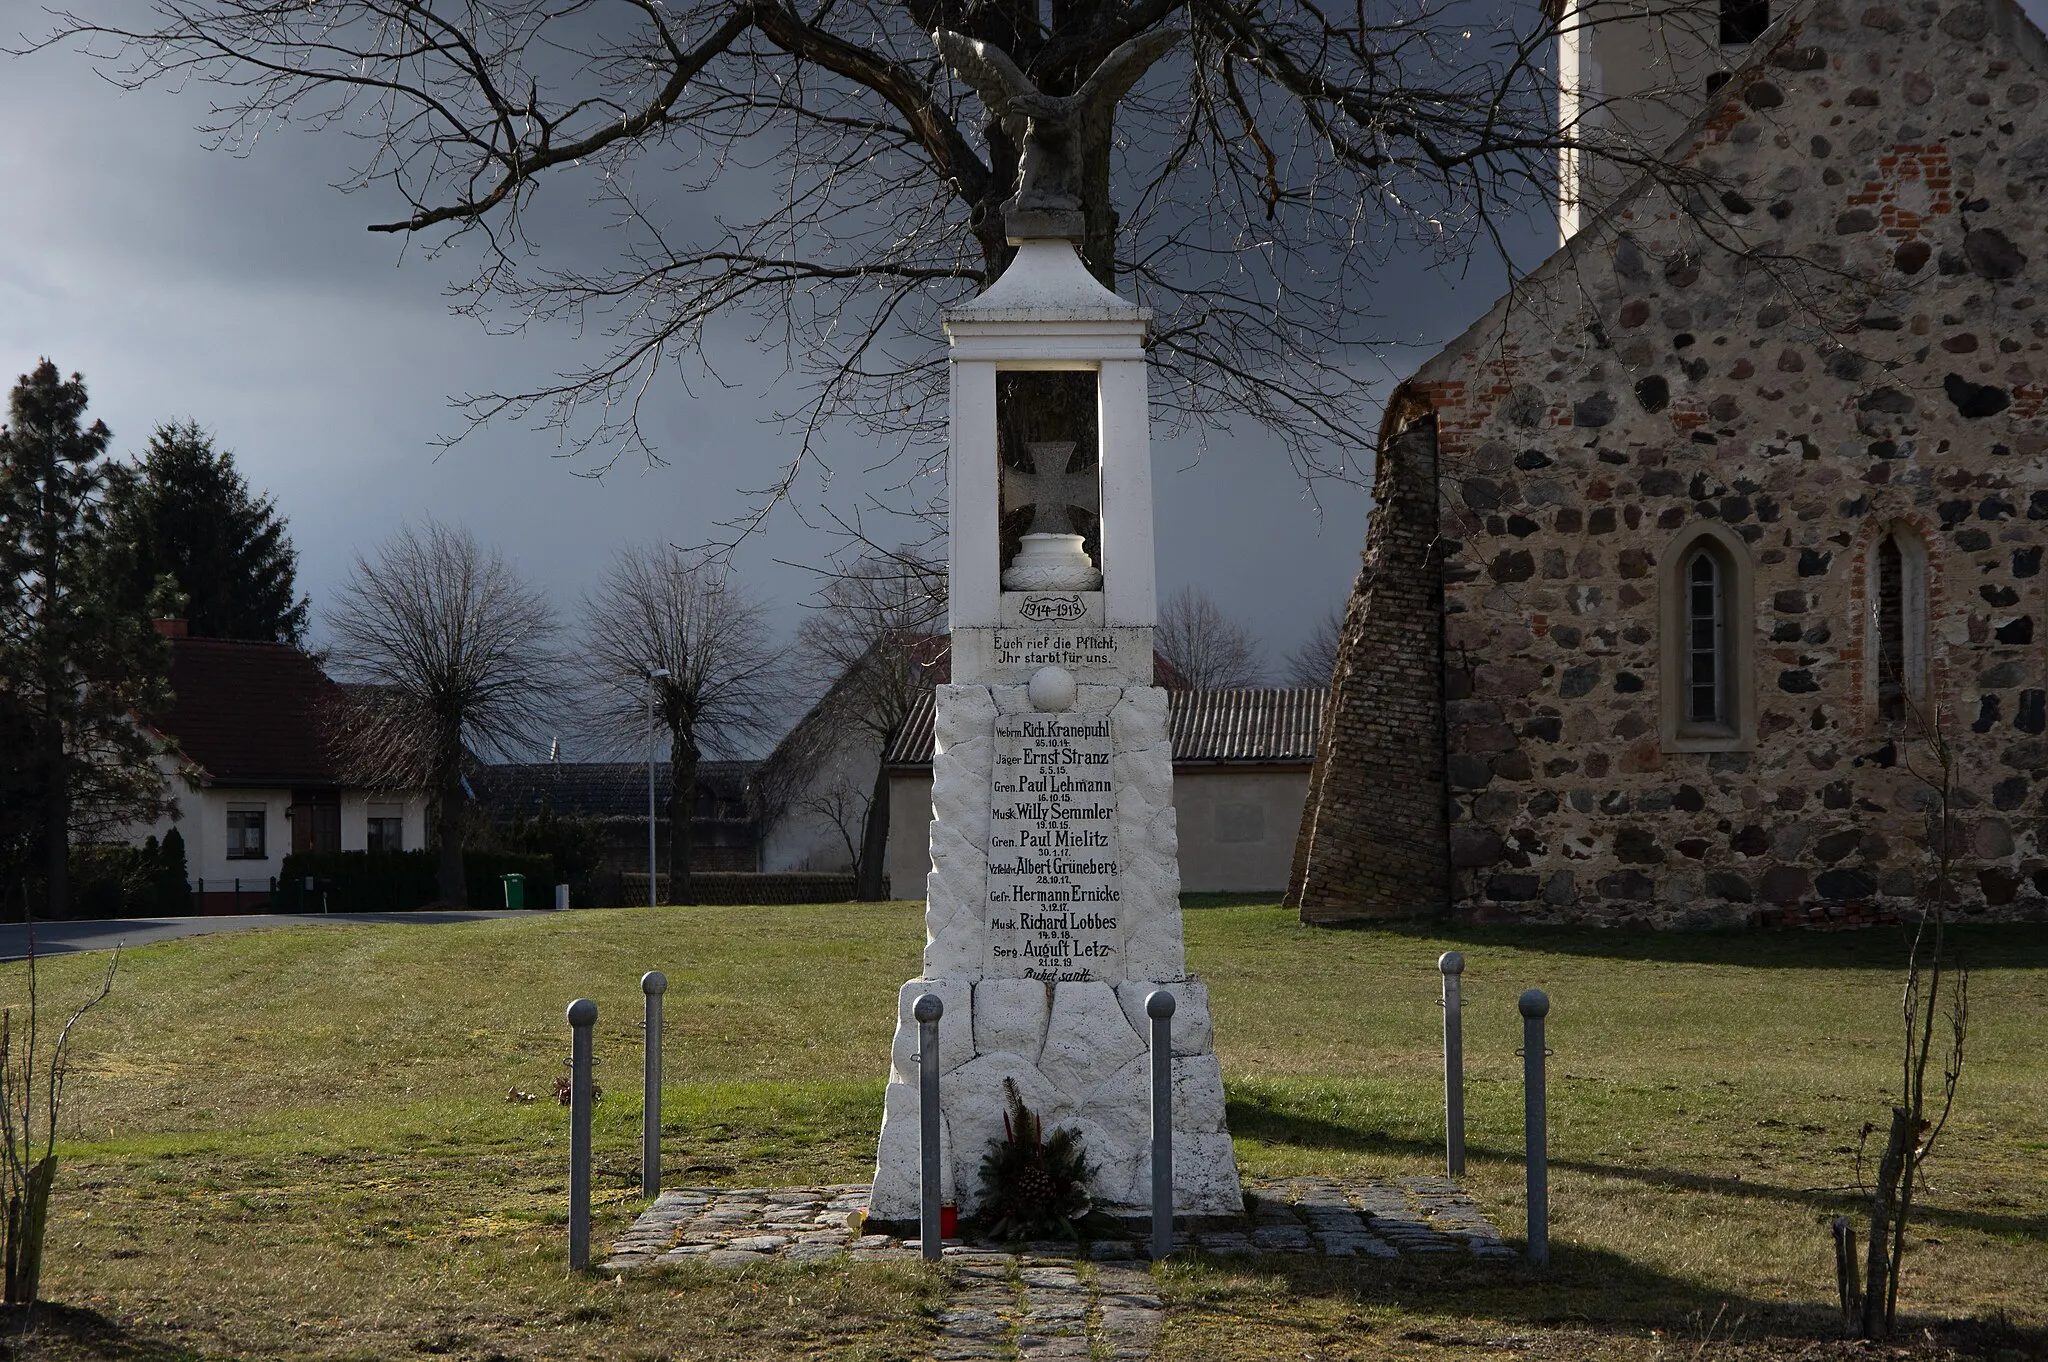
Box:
[1318,918,2048,971]
[0,1302,193,1361]
[1171,1239,1828,1340]
[1227,1091,2048,1244]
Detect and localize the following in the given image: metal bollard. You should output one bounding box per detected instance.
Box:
[1440,951,1466,1177]
[566,997,597,1270]
[914,992,943,1263]
[641,971,667,1199]
[1146,989,1176,1261]
[1519,988,1550,1268]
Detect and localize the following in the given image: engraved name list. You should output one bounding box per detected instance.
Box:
[986,712,1121,982]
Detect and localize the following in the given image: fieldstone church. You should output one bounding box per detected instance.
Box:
[1292,0,2048,926]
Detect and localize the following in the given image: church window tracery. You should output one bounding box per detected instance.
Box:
[1869,525,1929,725]
[1659,525,1755,752]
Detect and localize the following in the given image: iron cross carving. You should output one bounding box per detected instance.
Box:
[1003,441,1099,535]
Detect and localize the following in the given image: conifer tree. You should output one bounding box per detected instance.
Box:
[0,361,171,915]
[99,422,309,644]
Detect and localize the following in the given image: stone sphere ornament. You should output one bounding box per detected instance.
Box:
[1001,533,1102,591]
[1028,664,1078,712]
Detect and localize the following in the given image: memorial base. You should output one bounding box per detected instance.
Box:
[867,681,1243,1221]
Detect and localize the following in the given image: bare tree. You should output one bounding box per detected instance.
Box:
[1155,587,1263,691]
[1832,653,1969,1340]
[1281,606,1343,689]
[0,936,118,1304]
[575,545,784,904]
[777,551,944,900]
[325,520,561,906]
[26,0,1680,511]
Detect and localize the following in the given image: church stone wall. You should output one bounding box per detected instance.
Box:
[1306,0,2048,926]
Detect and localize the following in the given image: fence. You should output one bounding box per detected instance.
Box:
[618,872,880,905]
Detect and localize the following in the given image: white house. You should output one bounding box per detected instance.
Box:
[127,621,427,911]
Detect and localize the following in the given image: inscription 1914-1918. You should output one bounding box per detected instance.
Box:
[986,712,1121,981]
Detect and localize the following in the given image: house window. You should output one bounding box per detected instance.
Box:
[1721,0,1769,44]
[1659,525,1754,751]
[367,814,404,853]
[1869,526,1929,724]
[227,808,267,860]
[1685,550,1726,726]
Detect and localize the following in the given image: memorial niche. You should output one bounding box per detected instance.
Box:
[997,370,1100,587]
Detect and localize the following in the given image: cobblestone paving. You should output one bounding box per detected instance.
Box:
[601,1176,1512,1272]
[601,1177,1506,1357]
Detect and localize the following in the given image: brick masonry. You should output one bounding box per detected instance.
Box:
[1293,404,1449,921]
[1296,0,2048,926]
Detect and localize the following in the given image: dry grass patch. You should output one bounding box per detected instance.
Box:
[0,902,2042,1359]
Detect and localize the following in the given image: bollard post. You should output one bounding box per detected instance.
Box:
[1519,988,1550,1268]
[641,971,667,1199]
[914,993,944,1263]
[1440,951,1466,1177]
[566,997,597,1270]
[1146,989,1176,1261]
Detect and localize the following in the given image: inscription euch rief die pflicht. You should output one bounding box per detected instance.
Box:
[991,629,1118,671]
[986,712,1120,981]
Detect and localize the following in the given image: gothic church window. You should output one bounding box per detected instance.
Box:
[1659,525,1755,751]
[1869,526,1929,724]
[1685,550,1726,726]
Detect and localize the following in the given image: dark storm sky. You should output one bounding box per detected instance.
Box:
[17,0,2007,726]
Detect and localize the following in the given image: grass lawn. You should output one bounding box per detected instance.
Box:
[2,902,2043,1360]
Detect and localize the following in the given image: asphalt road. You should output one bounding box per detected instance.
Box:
[0,910,545,961]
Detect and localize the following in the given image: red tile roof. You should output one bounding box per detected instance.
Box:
[160,639,348,787]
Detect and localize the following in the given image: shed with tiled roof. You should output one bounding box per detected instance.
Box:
[883,688,1327,895]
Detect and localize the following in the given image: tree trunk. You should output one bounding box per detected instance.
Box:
[853,757,892,901]
[1078,102,1117,289]
[667,737,698,907]
[1860,1105,1914,1338]
[435,771,467,907]
[3,1155,56,1304]
[42,738,67,920]
[39,528,67,920]
[1832,1215,1862,1334]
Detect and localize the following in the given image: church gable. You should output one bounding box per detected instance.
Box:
[1298,0,2048,926]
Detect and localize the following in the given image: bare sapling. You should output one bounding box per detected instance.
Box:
[1838,645,1968,1339]
[1,928,119,1306]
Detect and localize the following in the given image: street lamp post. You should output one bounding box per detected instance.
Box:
[645,667,670,908]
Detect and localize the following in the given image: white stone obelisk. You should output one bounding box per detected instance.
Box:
[867,237,1241,1223]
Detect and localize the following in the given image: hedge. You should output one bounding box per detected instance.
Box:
[273,850,555,912]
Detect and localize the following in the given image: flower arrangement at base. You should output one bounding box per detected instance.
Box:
[970,1078,1121,1242]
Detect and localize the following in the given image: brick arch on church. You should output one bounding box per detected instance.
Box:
[1844,509,1950,733]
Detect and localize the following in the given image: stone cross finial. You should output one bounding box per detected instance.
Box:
[1002,441,1099,535]
[933,28,1183,241]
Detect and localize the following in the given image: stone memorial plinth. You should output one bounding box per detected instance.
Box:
[867,234,1241,1223]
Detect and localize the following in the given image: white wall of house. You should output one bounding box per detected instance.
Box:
[886,770,933,901]
[759,736,881,874]
[122,768,428,888]
[1170,768,1312,893]
[885,763,1313,897]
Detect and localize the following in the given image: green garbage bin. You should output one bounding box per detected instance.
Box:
[501,873,526,909]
